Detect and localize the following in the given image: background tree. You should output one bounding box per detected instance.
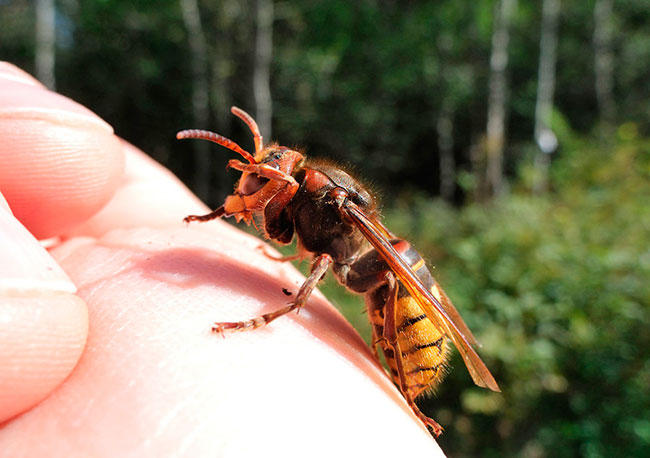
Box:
[533,0,560,194]
[484,0,517,198]
[593,0,615,136]
[35,0,56,90]
[253,0,273,139]
[179,0,210,200]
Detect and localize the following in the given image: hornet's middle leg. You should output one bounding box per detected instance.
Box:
[212,254,332,334]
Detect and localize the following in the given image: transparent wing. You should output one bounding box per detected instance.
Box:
[372,217,480,347]
[344,202,500,392]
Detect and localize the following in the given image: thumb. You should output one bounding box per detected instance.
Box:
[0,202,88,423]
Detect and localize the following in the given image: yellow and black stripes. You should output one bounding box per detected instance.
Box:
[396,313,426,333]
[403,336,444,356]
[358,239,450,399]
[394,294,449,398]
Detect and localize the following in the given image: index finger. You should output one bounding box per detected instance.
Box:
[0,62,124,239]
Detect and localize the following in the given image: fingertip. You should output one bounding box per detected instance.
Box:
[0,191,9,210]
[0,291,88,423]
[0,64,124,238]
[0,205,76,293]
[0,204,88,422]
[0,63,43,88]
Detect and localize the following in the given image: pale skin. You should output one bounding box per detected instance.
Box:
[0,62,445,457]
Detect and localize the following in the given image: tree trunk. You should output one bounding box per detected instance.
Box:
[437,103,455,201]
[253,0,274,139]
[35,0,56,90]
[485,0,516,197]
[211,48,232,137]
[533,0,560,195]
[593,0,615,135]
[210,1,235,137]
[179,0,210,201]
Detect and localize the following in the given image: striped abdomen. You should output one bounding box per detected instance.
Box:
[363,242,450,399]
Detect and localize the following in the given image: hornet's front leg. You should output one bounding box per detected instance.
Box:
[227,159,297,186]
[183,206,226,224]
[184,160,298,225]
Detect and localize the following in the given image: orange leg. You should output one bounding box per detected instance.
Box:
[382,273,443,437]
[370,331,383,363]
[256,245,303,263]
[212,254,332,334]
[227,159,297,186]
[183,205,226,224]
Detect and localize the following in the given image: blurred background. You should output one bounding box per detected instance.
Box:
[2,0,649,456]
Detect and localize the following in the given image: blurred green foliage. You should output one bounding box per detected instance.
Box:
[324,124,650,457]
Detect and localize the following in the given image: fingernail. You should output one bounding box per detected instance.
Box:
[0,62,43,87]
[0,205,76,293]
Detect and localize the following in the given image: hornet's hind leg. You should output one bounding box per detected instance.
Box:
[382,272,444,437]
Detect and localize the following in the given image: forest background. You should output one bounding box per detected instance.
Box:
[1,1,649,456]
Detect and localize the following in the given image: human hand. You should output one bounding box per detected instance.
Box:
[0,62,443,456]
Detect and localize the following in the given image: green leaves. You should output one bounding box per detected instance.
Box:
[375,134,650,456]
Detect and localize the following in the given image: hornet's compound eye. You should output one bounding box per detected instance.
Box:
[263,150,284,164]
